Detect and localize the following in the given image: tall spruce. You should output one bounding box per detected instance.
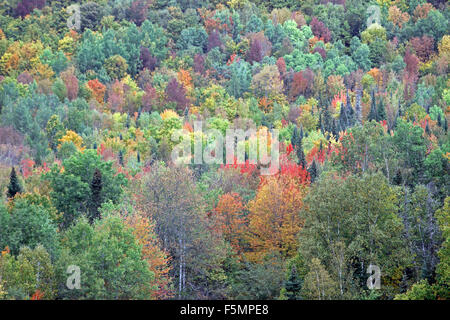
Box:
[284,265,303,300]
[7,167,22,199]
[377,96,386,121]
[308,161,318,183]
[291,125,299,148]
[89,168,103,223]
[295,134,306,169]
[368,90,377,122]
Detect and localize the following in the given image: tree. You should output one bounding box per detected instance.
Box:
[104,55,128,81]
[136,163,227,299]
[80,2,104,32]
[368,90,378,122]
[401,185,441,282]
[251,65,283,98]
[7,166,21,199]
[302,258,338,300]
[434,197,450,299]
[307,161,318,183]
[0,245,56,300]
[299,173,410,298]
[123,211,173,299]
[292,127,306,168]
[88,169,103,224]
[377,96,386,121]
[246,175,306,263]
[212,193,247,256]
[0,196,59,257]
[284,265,303,300]
[310,17,331,42]
[56,216,155,299]
[45,150,127,228]
[165,78,190,111]
[226,59,251,98]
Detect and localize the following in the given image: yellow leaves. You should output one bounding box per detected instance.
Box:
[245,176,306,263]
[30,63,54,82]
[177,69,193,90]
[367,68,383,87]
[58,130,85,151]
[1,246,9,257]
[58,35,75,57]
[0,52,19,75]
[160,109,179,120]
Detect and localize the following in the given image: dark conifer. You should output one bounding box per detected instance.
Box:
[7,167,22,199]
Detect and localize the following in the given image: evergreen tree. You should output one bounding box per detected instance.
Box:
[377,97,386,121]
[7,167,22,199]
[284,265,303,300]
[89,168,103,223]
[393,169,403,186]
[308,161,318,183]
[119,150,124,166]
[295,136,306,169]
[137,151,141,164]
[368,90,377,122]
[291,126,299,148]
[339,102,348,131]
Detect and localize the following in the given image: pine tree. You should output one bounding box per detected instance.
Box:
[137,151,141,164]
[7,167,22,199]
[89,168,103,223]
[377,97,386,121]
[339,102,348,131]
[437,114,442,128]
[444,117,448,133]
[296,137,306,169]
[284,265,303,300]
[368,90,377,122]
[118,150,124,166]
[393,168,403,186]
[291,126,299,148]
[308,161,318,183]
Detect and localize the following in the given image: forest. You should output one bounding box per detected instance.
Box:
[0,0,448,300]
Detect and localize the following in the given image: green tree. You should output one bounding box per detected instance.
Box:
[0,245,56,300]
[0,197,59,257]
[7,166,22,199]
[88,168,103,224]
[45,150,127,228]
[284,265,303,300]
[56,216,155,299]
[299,173,410,298]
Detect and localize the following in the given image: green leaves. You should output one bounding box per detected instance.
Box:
[45,150,127,228]
[56,216,155,299]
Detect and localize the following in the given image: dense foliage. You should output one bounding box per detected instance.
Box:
[0,0,448,300]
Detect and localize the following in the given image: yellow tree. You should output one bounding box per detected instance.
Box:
[246,175,306,263]
[124,212,173,299]
[58,130,85,151]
